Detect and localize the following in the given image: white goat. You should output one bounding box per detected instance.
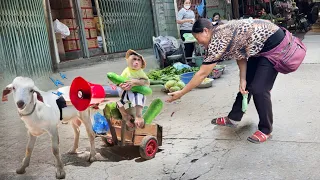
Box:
[2,77,97,179]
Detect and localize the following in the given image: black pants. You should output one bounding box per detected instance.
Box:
[227,28,285,135]
[228,57,278,134]
[180,30,195,61]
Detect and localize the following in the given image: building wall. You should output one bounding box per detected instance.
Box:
[154,0,179,38]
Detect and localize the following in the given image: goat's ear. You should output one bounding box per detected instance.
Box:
[34,90,43,102]
[2,84,13,102]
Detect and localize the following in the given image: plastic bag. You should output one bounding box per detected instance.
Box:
[183,33,196,42]
[53,19,70,38]
[92,112,109,135]
[242,94,248,112]
[173,62,191,70]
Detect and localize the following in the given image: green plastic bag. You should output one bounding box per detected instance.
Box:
[183,33,196,42]
[242,94,248,112]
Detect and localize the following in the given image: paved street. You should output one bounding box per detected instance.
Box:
[1,32,320,180]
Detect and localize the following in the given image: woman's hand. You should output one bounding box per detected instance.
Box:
[166,90,184,103]
[239,79,248,94]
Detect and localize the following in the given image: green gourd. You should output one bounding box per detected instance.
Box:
[104,102,122,120]
[107,72,152,95]
[143,99,164,124]
[242,94,248,112]
[150,80,165,85]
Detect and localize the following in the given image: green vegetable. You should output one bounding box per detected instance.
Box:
[150,80,165,85]
[150,85,166,92]
[147,66,200,82]
[242,94,248,112]
[107,72,152,96]
[165,80,176,90]
[107,72,127,85]
[169,86,180,92]
[176,81,185,89]
[104,102,122,120]
[143,99,164,124]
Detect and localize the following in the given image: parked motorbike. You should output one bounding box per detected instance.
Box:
[294,13,310,32]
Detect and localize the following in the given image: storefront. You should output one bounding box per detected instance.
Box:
[48,0,155,63]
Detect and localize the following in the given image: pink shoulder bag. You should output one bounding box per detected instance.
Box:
[257,27,307,74]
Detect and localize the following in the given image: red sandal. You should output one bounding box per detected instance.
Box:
[211,117,237,128]
[247,130,271,144]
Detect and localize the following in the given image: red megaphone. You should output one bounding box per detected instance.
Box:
[70,77,106,111]
[70,76,122,111]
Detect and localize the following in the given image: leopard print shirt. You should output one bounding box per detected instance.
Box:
[202,19,280,64]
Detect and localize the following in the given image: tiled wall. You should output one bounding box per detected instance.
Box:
[154,0,179,38]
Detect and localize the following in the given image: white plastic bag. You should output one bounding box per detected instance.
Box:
[53,19,70,38]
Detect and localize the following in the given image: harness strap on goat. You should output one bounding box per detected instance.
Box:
[56,96,67,120]
[19,103,37,117]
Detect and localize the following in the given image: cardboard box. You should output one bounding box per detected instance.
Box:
[89,28,97,38]
[76,40,80,49]
[85,9,94,18]
[55,33,66,61]
[65,29,79,40]
[81,9,94,18]
[81,9,87,18]
[83,18,95,28]
[61,0,73,8]
[87,38,98,48]
[94,17,101,33]
[85,29,90,38]
[63,40,78,51]
[60,19,77,29]
[80,0,92,8]
[60,8,76,19]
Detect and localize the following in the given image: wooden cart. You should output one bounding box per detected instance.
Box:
[99,117,163,160]
[97,99,163,160]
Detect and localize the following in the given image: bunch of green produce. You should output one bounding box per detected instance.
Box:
[164,80,185,92]
[147,66,200,83]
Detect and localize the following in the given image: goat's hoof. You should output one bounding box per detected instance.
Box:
[67,148,77,154]
[56,169,66,179]
[88,155,97,163]
[16,167,26,174]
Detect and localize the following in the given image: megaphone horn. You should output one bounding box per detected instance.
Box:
[70,76,120,111]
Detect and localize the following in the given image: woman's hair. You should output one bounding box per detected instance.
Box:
[192,18,215,33]
[212,12,221,18]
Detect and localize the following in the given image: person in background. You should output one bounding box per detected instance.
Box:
[212,13,221,22]
[177,0,196,66]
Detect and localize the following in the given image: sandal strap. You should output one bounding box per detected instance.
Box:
[216,117,226,125]
[252,130,269,142]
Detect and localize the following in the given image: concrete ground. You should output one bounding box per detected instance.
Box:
[1,32,320,180]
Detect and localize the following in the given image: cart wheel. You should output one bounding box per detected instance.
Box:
[101,137,114,147]
[139,136,158,160]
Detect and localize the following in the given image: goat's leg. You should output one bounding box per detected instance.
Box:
[49,128,66,179]
[68,118,81,154]
[16,131,37,174]
[80,111,97,162]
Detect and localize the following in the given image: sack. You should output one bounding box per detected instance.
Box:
[53,19,70,38]
[258,27,307,74]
